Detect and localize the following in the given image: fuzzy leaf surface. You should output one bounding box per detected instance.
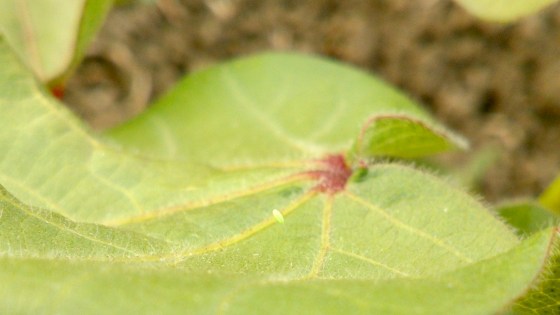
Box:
[2,185,559,315]
[0,38,557,314]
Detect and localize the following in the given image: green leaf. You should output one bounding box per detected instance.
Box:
[0,185,172,259]
[1,37,557,313]
[540,175,560,215]
[454,0,559,22]
[348,114,467,161]
[511,228,560,314]
[0,186,557,314]
[107,52,455,164]
[496,200,560,237]
[0,0,113,83]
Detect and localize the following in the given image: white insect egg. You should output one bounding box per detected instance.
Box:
[272,209,284,224]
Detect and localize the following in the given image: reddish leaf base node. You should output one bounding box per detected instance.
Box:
[50,85,65,100]
[305,154,352,195]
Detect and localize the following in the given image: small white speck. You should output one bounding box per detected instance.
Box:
[443,208,448,213]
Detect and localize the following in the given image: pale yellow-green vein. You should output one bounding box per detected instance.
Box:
[104,173,312,226]
[3,198,140,255]
[330,248,410,277]
[306,196,333,279]
[344,191,473,263]
[184,190,316,258]
[0,174,66,215]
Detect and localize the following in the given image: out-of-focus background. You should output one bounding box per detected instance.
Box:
[62,0,560,203]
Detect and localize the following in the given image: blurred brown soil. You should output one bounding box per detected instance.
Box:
[63,0,560,203]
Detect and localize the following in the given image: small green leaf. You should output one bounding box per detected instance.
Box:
[496,200,560,237]
[454,0,559,22]
[540,175,560,215]
[0,0,113,83]
[348,114,468,162]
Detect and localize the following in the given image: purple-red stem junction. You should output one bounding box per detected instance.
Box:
[304,154,352,195]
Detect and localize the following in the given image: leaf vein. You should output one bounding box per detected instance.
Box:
[3,198,140,255]
[105,173,311,226]
[0,174,66,215]
[331,248,410,277]
[221,69,324,154]
[344,192,473,263]
[87,162,145,216]
[309,100,347,141]
[179,191,316,259]
[307,196,333,278]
